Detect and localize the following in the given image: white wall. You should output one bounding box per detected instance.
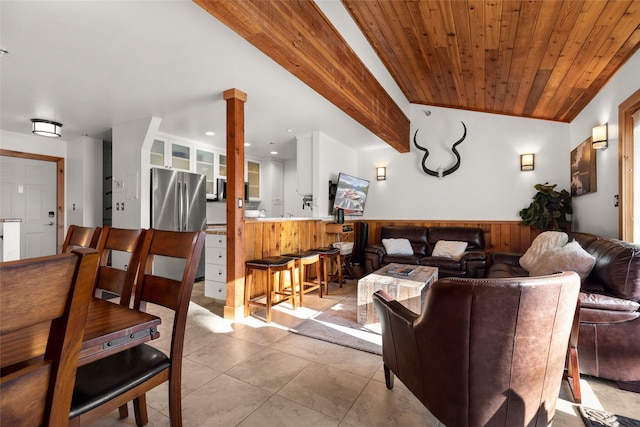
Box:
[313,131,358,218]
[113,117,161,230]
[0,129,103,232]
[283,158,313,217]
[67,135,102,227]
[357,106,569,221]
[0,129,67,158]
[568,50,640,238]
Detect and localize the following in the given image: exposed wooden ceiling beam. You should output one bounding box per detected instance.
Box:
[194,0,410,153]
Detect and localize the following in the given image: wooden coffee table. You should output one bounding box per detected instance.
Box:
[357,263,438,325]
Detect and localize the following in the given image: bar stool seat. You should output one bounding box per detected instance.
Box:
[282,251,321,304]
[309,247,343,297]
[244,256,296,323]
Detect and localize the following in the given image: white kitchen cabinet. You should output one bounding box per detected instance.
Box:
[296,135,312,195]
[247,159,261,200]
[151,135,222,199]
[150,138,191,171]
[196,149,215,197]
[204,233,226,300]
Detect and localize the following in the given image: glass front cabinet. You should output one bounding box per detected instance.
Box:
[150,136,260,200]
[196,149,215,196]
[150,138,191,171]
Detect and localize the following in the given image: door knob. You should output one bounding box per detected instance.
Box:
[45,221,54,226]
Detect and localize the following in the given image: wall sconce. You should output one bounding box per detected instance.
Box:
[592,124,608,150]
[520,154,535,171]
[376,166,387,181]
[31,119,62,138]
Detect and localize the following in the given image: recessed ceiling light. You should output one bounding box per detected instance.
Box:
[205,131,215,136]
[244,143,251,147]
[270,151,278,155]
[287,128,294,132]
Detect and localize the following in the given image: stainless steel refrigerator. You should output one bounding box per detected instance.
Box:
[151,168,206,280]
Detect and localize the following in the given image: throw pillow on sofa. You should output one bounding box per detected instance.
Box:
[382,238,414,255]
[520,231,569,272]
[432,240,468,260]
[528,240,596,280]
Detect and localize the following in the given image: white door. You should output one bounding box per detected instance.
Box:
[0,156,57,258]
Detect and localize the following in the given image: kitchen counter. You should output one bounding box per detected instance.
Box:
[205,226,226,235]
[245,217,330,222]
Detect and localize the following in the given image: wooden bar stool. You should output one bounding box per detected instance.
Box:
[282,251,321,305]
[309,246,343,297]
[244,256,296,322]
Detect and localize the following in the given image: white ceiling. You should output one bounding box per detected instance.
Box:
[0,0,396,160]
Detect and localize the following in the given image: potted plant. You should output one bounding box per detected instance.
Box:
[519,182,572,231]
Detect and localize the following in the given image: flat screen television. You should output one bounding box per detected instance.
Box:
[331,172,369,216]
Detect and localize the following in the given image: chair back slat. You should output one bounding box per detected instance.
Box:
[138,275,182,311]
[1,248,99,426]
[94,227,146,306]
[62,225,102,253]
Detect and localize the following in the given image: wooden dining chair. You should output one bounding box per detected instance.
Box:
[94,226,146,305]
[0,248,99,427]
[61,225,102,253]
[69,229,206,427]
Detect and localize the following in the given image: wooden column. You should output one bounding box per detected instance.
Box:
[223,88,247,320]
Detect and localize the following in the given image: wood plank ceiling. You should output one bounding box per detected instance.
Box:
[196,0,640,152]
[343,0,640,122]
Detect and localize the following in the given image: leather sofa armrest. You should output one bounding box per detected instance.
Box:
[460,250,486,262]
[460,250,487,278]
[365,244,386,273]
[491,252,523,266]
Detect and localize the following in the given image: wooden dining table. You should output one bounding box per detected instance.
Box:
[1,297,161,368]
[78,298,161,365]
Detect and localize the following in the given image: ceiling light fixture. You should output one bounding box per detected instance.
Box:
[270,151,278,155]
[31,119,62,138]
[244,142,251,147]
[205,131,215,136]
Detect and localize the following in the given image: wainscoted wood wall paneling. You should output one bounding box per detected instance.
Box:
[240,219,540,301]
[243,220,331,298]
[363,220,541,256]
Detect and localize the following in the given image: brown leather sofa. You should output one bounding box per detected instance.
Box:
[364,226,487,278]
[373,272,580,426]
[488,232,640,385]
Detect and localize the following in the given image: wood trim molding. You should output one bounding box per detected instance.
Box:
[0,149,65,251]
[618,88,640,241]
[194,0,410,153]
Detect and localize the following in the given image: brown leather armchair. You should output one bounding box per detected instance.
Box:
[373,272,580,427]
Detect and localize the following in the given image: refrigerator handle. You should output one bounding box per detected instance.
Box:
[183,182,188,231]
[178,182,183,232]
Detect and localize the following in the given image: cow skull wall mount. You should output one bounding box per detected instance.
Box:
[413,121,467,178]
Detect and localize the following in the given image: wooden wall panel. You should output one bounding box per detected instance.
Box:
[362,220,540,256]
[237,219,541,304]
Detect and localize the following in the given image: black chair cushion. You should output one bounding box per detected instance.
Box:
[310,247,339,255]
[282,251,319,260]
[246,256,294,267]
[70,344,170,418]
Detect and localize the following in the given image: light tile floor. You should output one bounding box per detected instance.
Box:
[86,280,639,427]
